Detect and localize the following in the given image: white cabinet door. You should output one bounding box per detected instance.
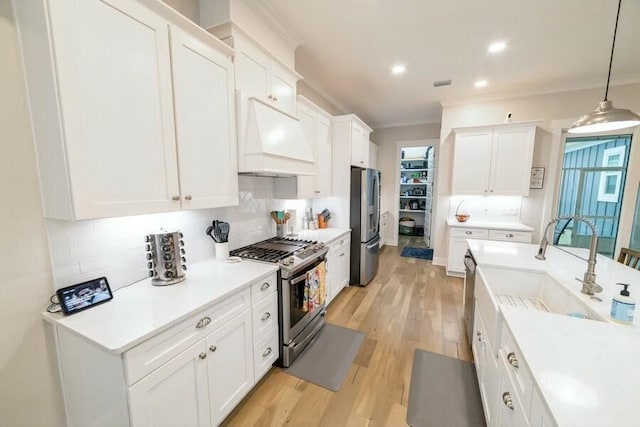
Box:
[326,249,339,305]
[270,64,297,116]
[337,241,350,290]
[48,0,180,219]
[315,114,332,197]
[234,50,270,104]
[206,310,254,426]
[170,27,238,209]
[447,237,470,274]
[369,142,378,170]
[351,125,369,167]
[296,103,317,199]
[452,131,493,195]
[128,341,210,427]
[490,127,535,196]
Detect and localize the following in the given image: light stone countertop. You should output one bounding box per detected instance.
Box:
[447,218,534,232]
[294,228,351,243]
[468,239,640,426]
[43,258,279,354]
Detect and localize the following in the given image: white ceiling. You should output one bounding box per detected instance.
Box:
[257,0,640,128]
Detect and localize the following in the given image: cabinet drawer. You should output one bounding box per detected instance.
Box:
[124,288,250,385]
[450,228,489,239]
[253,326,279,380]
[250,273,277,303]
[328,234,350,252]
[488,230,532,243]
[500,327,533,415]
[252,292,278,337]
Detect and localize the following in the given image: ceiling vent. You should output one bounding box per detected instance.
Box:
[433,79,452,87]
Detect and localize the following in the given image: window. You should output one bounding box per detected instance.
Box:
[597,146,625,203]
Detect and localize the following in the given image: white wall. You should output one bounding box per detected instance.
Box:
[435,83,640,263]
[371,123,441,245]
[0,1,66,425]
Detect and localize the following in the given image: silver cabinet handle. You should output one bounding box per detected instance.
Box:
[184,195,192,200]
[268,94,273,100]
[196,316,211,329]
[506,233,514,238]
[314,190,321,193]
[199,352,207,360]
[273,96,278,102]
[340,253,345,257]
[465,231,472,235]
[507,352,519,369]
[262,347,272,357]
[340,240,344,245]
[172,195,180,201]
[260,282,270,291]
[502,392,514,410]
[261,312,271,321]
[209,345,217,353]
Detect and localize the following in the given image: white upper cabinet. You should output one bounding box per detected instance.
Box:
[15,0,237,220]
[170,26,238,209]
[452,123,537,196]
[332,115,374,168]
[233,37,299,117]
[369,141,378,170]
[296,96,333,198]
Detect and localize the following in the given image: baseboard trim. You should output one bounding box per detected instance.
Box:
[432,256,446,266]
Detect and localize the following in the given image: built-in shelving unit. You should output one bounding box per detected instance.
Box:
[398,148,435,245]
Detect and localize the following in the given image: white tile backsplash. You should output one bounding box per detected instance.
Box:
[449,195,523,222]
[45,176,311,291]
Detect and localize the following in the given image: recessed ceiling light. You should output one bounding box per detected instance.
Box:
[391,64,406,75]
[488,41,507,53]
[475,79,488,88]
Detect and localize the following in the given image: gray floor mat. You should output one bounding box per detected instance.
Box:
[407,349,486,427]
[283,323,365,392]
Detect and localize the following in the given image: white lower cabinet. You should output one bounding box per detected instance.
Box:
[447,227,532,276]
[54,273,279,427]
[128,341,210,427]
[326,233,351,305]
[206,310,254,426]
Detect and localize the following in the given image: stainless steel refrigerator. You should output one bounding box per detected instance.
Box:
[350,167,381,286]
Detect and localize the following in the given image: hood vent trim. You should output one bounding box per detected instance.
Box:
[237,95,314,177]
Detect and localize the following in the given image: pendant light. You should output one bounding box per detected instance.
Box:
[568,0,640,134]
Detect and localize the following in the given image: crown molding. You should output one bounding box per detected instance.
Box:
[244,0,303,50]
[298,75,350,116]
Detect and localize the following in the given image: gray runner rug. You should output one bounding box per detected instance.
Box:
[407,349,486,427]
[283,323,365,392]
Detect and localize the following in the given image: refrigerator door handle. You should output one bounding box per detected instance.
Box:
[366,235,381,250]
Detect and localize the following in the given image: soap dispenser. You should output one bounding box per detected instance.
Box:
[610,283,635,325]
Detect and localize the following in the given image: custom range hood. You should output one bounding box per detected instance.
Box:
[237,96,314,177]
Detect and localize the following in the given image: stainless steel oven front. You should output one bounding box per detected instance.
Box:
[278,256,327,367]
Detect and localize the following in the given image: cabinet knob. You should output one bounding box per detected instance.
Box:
[268,94,273,100]
[209,345,217,353]
[507,352,519,369]
[502,392,514,410]
[260,282,270,291]
[199,352,207,360]
[314,190,321,193]
[465,231,472,235]
[184,195,192,201]
[262,347,272,358]
[272,96,278,102]
[340,253,345,257]
[490,189,494,193]
[360,161,364,164]
[261,312,271,321]
[172,195,180,201]
[506,233,514,238]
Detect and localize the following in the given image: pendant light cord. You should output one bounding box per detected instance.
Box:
[604,0,622,101]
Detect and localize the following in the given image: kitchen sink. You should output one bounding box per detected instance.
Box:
[478,266,603,321]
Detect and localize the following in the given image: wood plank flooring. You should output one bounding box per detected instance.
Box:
[222,236,470,426]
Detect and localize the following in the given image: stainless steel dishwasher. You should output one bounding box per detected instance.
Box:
[463,249,476,346]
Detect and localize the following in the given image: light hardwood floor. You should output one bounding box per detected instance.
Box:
[222,236,470,426]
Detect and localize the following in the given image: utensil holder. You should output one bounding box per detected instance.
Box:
[317,214,327,229]
[215,242,229,261]
[276,223,285,237]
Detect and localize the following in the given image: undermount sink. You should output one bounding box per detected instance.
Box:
[477,266,603,321]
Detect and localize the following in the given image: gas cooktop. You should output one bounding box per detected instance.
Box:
[230,237,327,273]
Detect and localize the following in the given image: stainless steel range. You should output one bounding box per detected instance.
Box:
[230,237,329,367]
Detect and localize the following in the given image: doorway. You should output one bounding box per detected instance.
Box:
[555,134,633,258]
[396,142,437,248]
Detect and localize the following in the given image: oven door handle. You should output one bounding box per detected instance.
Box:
[290,275,307,285]
[290,311,326,350]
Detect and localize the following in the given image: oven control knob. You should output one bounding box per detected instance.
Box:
[163,253,172,261]
[161,236,170,243]
[283,257,294,266]
[165,271,174,279]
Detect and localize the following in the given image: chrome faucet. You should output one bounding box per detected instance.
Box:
[536,215,603,295]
